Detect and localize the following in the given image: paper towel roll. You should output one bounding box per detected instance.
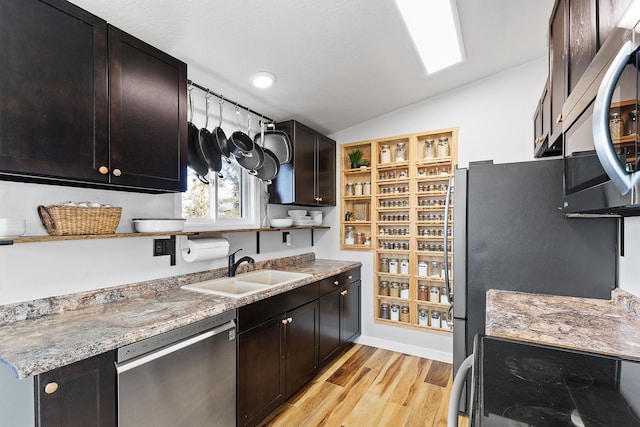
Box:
[182,238,229,263]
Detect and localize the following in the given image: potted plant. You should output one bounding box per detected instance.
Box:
[347,149,368,169]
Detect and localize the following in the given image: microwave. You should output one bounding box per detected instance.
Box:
[562,7,640,216]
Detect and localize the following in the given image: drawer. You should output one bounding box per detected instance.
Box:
[318,268,360,296]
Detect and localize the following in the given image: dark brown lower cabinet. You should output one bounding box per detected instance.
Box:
[237,301,319,427]
[34,350,116,427]
[319,278,362,366]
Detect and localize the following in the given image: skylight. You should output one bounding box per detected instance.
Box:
[395,0,465,74]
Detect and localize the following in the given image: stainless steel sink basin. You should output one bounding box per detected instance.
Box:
[235,270,311,285]
[181,270,311,298]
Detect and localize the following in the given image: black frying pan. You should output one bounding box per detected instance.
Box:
[197,94,223,178]
[212,97,231,161]
[254,147,280,184]
[236,115,265,172]
[229,107,254,158]
[187,89,209,183]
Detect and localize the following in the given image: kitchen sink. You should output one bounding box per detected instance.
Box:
[181,270,311,298]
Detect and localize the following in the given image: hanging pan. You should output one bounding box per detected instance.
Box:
[197,91,223,178]
[236,113,265,173]
[253,122,292,164]
[186,87,209,184]
[228,105,255,158]
[254,148,280,184]
[212,96,231,162]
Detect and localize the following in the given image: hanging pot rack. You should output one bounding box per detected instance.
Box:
[187,79,274,124]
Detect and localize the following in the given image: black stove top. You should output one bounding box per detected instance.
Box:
[472,336,640,426]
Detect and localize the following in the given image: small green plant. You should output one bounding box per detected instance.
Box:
[347,149,368,168]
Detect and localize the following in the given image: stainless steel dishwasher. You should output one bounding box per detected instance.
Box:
[116,309,236,427]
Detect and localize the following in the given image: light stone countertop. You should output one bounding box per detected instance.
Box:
[0,253,361,379]
[486,288,640,360]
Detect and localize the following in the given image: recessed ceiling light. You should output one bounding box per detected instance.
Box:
[395,0,465,74]
[251,72,276,88]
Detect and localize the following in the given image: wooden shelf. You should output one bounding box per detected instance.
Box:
[1,226,330,245]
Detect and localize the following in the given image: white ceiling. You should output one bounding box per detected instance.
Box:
[68,0,555,135]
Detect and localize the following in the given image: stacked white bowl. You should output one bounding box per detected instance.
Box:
[288,210,315,226]
[309,210,323,226]
[0,218,26,238]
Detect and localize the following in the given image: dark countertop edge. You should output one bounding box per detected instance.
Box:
[1,257,361,379]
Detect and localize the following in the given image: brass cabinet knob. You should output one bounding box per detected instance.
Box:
[333,280,340,286]
[98,166,109,175]
[44,382,59,394]
[287,317,293,324]
[315,197,323,202]
[341,290,348,296]
[347,275,353,279]
[112,168,122,177]
[281,319,288,325]
[556,113,563,124]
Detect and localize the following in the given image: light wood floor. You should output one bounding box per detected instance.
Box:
[259,344,467,427]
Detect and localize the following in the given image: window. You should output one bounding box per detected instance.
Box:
[182,159,260,228]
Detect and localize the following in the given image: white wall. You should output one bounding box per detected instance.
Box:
[315,57,549,362]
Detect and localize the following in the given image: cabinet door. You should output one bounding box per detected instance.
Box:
[316,134,336,206]
[341,280,361,344]
[284,301,318,396]
[108,25,187,192]
[567,0,597,95]
[237,317,285,426]
[0,0,109,182]
[598,0,633,48]
[292,125,318,205]
[549,0,566,145]
[34,350,116,427]
[318,289,341,366]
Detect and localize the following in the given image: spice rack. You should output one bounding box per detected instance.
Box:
[610,99,639,167]
[340,129,458,333]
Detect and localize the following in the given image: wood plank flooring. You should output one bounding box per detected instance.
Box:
[258,344,467,427]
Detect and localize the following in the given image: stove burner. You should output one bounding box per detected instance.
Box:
[502,404,606,427]
[503,354,593,389]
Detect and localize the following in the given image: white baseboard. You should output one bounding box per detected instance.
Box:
[353,335,453,364]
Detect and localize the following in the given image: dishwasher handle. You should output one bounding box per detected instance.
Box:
[116,320,235,374]
[447,354,474,427]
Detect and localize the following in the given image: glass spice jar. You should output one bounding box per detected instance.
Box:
[431,311,441,328]
[390,304,400,321]
[418,309,429,326]
[440,287,449,304]
[354,182,363,196]
[418,284,429,301]
[424,139,435,159]
[355,232,365,245]
[429,286,441,303]
[363,181,371,195]
[380,144,391,163]
[400,306,410,322]
[389,282,400,298]
[389,258,399,274]
[380,303,390,320]
[345,183,354,196]
[380,258,389,273]
[400,282,410,299]
[609,112,624,140]
[379,281,390,296]
[395,142,406,162]
[437,137,450,158]
[344,226,355,245]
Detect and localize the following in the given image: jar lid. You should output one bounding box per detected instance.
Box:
[397,142,405,147]
[381,144,390,148]
[380,281,388,286]
[401,306,409,313]
[438,137,449,142]
[425,139,435,143]
[400,283,409,288]
[611,112,621,119]
[431,311,440,318]
[381,303,390,308]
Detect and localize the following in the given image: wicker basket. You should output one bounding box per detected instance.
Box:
[37,205,122,236]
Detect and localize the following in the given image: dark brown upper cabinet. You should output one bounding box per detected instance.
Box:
[108,26,187,192]
[270,120,336,206]
[0,0,187,192]
[548,0,567,151]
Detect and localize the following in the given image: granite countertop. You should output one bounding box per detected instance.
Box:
[0,253,361,379]
[486,288,640,360]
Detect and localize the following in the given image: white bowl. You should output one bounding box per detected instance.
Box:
[292,218,316,227]
[132,218,185,233]
[312,217,323,226]
[0,218,26,238]
[269,218,294,228]
[287,210,307,218]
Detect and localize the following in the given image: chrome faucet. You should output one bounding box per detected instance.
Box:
[228,249,255,277]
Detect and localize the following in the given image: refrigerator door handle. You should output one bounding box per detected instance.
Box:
[448,354,474,427]
[444,175,455,305]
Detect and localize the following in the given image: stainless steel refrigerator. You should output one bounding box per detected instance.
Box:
[452,158,618,409]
